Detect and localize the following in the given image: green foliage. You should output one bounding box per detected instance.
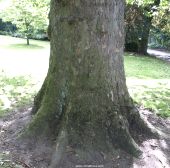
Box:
[149,28,170,50]
[127,0,155,6]
[125,54,170,117]
[152,1,170,33]
[125,0,170,51]
[126,0,167,6]
[126,0,170,33]
[0,0,50,41]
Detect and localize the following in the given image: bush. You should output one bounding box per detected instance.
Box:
[149,28,170,50]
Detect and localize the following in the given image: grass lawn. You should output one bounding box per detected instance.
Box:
[0,35,169,118]
[0,35,50,117]
[125,53,170,117]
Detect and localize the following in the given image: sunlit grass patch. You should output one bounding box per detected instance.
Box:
[125,54,170,118]
[7,43,45,50]
[124,54,170,79]
[0,73,37,117]
[0,35,49,50]
[126,79,170,117]
[0,35,49,117]
[0,152,24,168]
[0,152,18,168]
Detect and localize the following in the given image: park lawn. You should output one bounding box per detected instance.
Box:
[0,35,49,117]
[0,35,169,118]
[0,74,37,117]
[125,54,170,117]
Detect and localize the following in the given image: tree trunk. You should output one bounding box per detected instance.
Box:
[125,0,160,55]
[28,0,155,167]
[138,16,152,55]
[26,36,29,45]
[125,6,151,55]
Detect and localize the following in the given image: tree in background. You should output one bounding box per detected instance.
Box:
[0,18,16,35]
[152,0,170,33]
[150,1,170,50]
[0,0,50,45]
[27,0,155,167]
[125,0,162,55]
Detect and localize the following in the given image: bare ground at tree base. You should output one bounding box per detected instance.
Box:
[0,107,170,168]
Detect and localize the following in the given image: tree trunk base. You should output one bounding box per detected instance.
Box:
[49,128,136,168]
[27,88,158,167]
[28,107,158,167]
[49,107,158,167]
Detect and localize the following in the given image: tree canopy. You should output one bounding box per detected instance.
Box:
[152,0,170,33]
[0,0,50,44]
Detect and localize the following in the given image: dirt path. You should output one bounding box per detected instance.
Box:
[0,107,170,168]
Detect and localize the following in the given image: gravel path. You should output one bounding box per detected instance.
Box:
[148,49,170,62]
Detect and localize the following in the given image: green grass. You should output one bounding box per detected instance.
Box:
[7,43,45,49]
[0,35,169,118]
[0,35,49,117]
[0,152,24,168]
[125,54,170,117]
[124,54,170,79]
[0,73,37,117]
[0,35,49,50]
[0,36,47,168]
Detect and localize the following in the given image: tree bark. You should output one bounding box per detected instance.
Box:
[28,0,156,167]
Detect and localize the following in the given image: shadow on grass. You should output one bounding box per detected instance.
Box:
[7,43,45,49]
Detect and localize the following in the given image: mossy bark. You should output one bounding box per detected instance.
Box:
[28,0,156,166]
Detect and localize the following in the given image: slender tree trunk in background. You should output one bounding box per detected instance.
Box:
[28,0,155,167]
[125,8,152,55]
[138,16,152,55]
[26,36,29,45]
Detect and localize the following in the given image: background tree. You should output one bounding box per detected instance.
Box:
[125,0,161,55]
[0,19,16,35]
[0,0,50,45]
[149,1,170,50]
[26,0,155,167]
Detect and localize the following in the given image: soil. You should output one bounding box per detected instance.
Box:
[0,106,170,168]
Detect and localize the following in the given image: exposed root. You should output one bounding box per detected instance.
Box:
[107,114,141,156]
[32,77,48,114]
[128,107,159,138]
[50,129,68,168]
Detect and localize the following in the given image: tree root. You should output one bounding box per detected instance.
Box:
[127,107,159,138]
[32,76,48,114]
